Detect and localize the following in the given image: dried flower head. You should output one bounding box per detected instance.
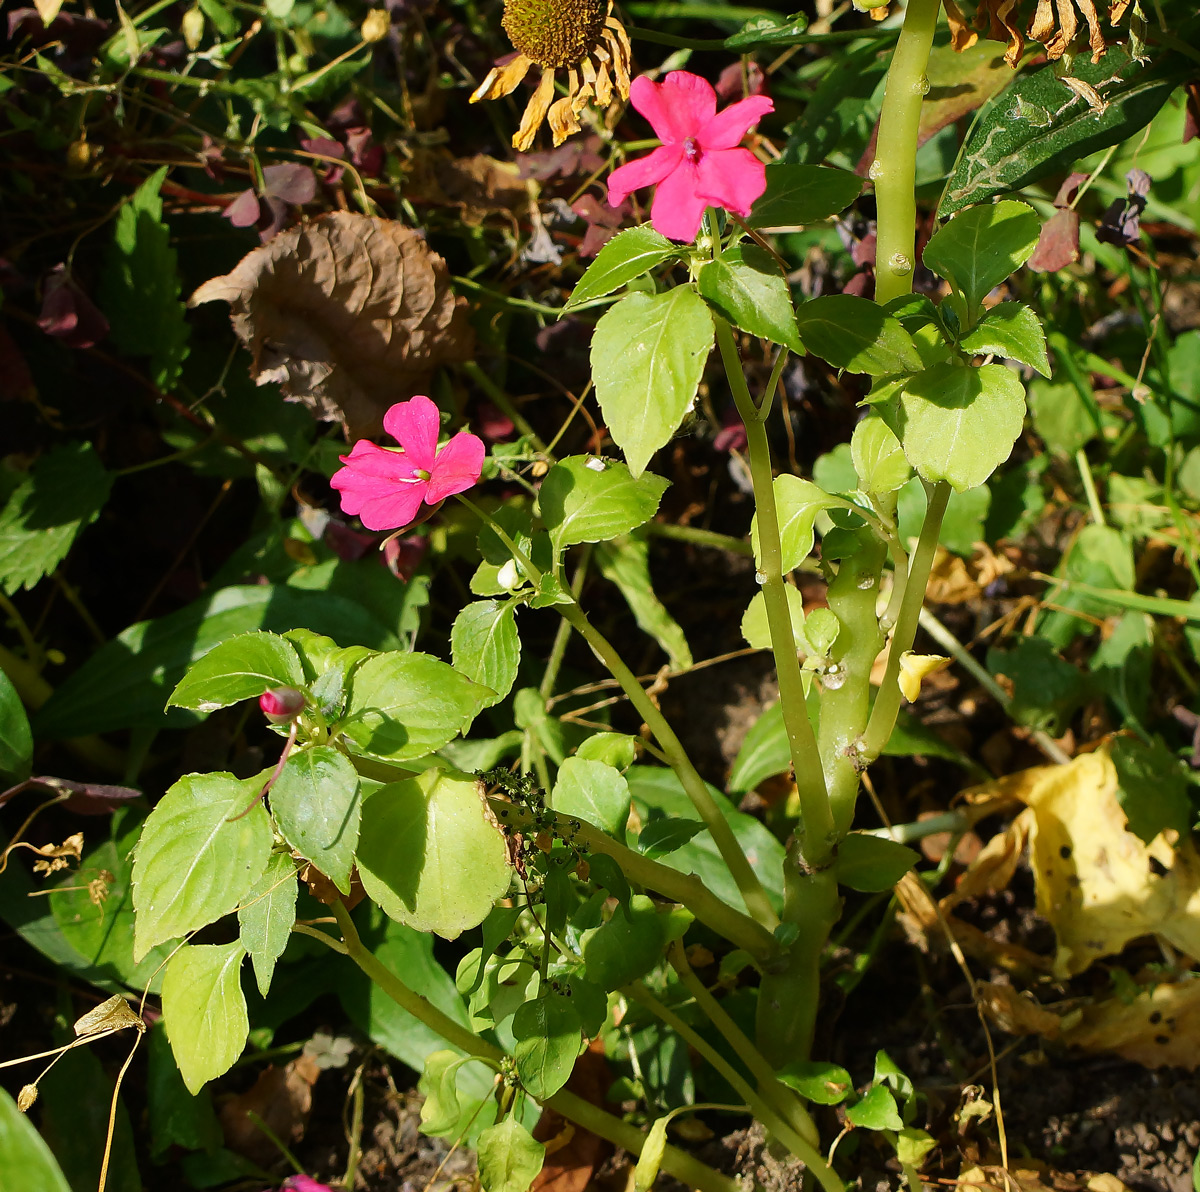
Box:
[471,0,632,151]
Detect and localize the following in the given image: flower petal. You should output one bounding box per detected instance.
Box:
[607,143,683,208]
[354,484,428,532]
[697,94,774,150]
[426,431,486,503]
[383,394,440,470]
[695,147,768,219]
[629,72,715,144]
[649,159,707,243]
[330,440,424,519]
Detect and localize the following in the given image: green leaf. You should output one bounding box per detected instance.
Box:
[132,772,272,960]
[595,532,692,671]
[565,225,678,309]
[581,895,692,991]
[33,585,398,739]
[922,201,1040,312]
[575,732,638,770]
[751,476,839,573]
[237,851,298,998]
[1111,735,1191,845]
[161,942,249,1094]
[959,303,1050,376]
[834,834,919,893]
[0,669,31,782]
[637,818,706,859]
[896,1127,936,1166]
[512,993,582,1098]
[553,757,631,837]
[0,1086,72,1192]
[698,245,801,352]
[476,1119,545,1192]
[939,44,1193,216]
[356,768,511,939]
[0,443,113,596]
[591,288,714,477]
[986,637,1090,736]
[747,164,863,229]
[540,456,670,552]
[728,701,790,794]
[343,652,490,762]
[451,601,520,708]
[635,1117,669,1190]
[846,1084,903,1131]
[167,631,304,713]
[1028,378,1098,456]
[741,586,806,651]
[147,1025,222,1159]
[795,295,922,376]
[725,10,808,49]
[775,1060,853,1105]
[897,362,1026,491]
[418,1051,468,1136]
[851,417,910,498]
[99,166,189,390]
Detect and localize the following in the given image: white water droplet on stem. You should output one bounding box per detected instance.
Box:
[888,252,913,276]
[868,160,883,181]
[913,75,930,95]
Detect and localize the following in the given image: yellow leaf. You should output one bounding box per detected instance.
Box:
[897,652,947,702]
[34,0,65,22]
[1064,978,1200,1069]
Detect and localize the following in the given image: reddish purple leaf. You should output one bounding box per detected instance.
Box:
[1029,208,1081,273]
[224,188,263,228]
[37,265,109,349]
[262,162,317,205]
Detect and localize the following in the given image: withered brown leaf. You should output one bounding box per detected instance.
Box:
[190,212,473,439]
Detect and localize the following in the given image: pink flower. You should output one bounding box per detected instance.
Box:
[607,71,774,243]
[330,395,485,532]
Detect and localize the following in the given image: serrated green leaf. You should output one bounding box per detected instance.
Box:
[553,757,631,837]
[751,475,839,573]
[923,201,1040,313]
[0,1086,72,1192]
[959,302,1050,376]
[132,772,272,960]
[512,993,582,1099]
[725,10,808,49]
[477,1119,545,1192]
[452,601,520,707]
[795,295,922,376]
[898,362,1026,491]
[0,669,31,783]
[237,850,298,998]
[540,457,669,552]
[747,164,863,229]
[343,652,490,762]
[697,245,801,352]
[167,631,304,713]
[0,443,113,596]
[161,942,249,1094]
[356,768,511,939]
[591,288,714,477]
[834,833,919,892]
[565,225,678,309]
[270,746,360,894]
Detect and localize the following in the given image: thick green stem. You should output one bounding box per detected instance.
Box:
[327,903,742,1192]
[560,603,777,929]
[871,0,942,305]
[818,537,887,836]
[625,983,843,1192]
[861,481,950,760]
[489,800,778,962]
[716,320,834,869]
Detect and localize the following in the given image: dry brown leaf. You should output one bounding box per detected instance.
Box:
[1063,978,1200,1068]
[74,993,144,1037]
[190,212,473,439]
[976,980,1063,1037]
[943,808,1032,910]
[219,1052,320,1165]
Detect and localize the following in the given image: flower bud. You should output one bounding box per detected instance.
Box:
[259,686,306,723]
[17,1084,38,1112]
[182,4,205,49]
[360,9,390,42]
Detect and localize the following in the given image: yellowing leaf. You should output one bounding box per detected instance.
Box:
[897,652,947,702]
[1063,978,1200,1069]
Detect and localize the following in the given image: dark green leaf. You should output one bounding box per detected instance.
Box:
[540,456,670,551]
[728,701,790,794]
[923,201,1040,313]
[147,1025,223,1160]
[565,225,678,309]
[512,993,582,1098]
[725,10,808,49]
[581,895,692,990]
[0,669,31,783]
[1111,735,1191,845]
[747,165,863,229]
[698,245,801,352]
[1028,378,1099,456]
[0,1087,71,1192]
[795,295,922,376]
[637,818,706,859]
[167,630,304,713]
[834,834,919,892]
[986,637,1090,736]
[959,302,1049,376]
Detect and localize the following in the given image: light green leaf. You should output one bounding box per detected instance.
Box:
[595,532,692,671]
[0,669,31,782]
[776,1060,854,1105]
[343,652,491,762]
[540,456,670,552]
[552,757,631,837]
[959,302,1050,376]
[0,444,113,597]
[161,942,249,1094]
[0,1086,72,1192]
[476,1119,545,1192]
[132,772,272,960]
[747,164,863,229]
[356,768,511,939]
[741,586,806,651]
[512,993,582,1098]
[834,834,919,892]
[896,1127,937,1166]
[635,1117,670,1191]
[575,732,638,770]
[898,362,1026,491]
[795,295,922,376]
[167,631,304,713]
[565,225,678,309]
[923,201,1040,313]
[237,850,298,998]
[452,601,520,708]
[851,417,909,497]
[697,245,801,352]
[591,288,714,477]
[751,476,839,573]
[419,1051,468,1136]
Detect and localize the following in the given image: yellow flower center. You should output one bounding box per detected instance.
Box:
[501,0,608,69]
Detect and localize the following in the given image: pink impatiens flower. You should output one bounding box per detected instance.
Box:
[330,395,485,532]
[607,71,774,243]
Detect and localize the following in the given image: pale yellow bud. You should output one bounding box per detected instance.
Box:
[17,1084,38,1112]
[182,4,205,49]
[360,9,389,42]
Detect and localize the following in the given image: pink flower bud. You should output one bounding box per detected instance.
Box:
[259,686,305,722]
